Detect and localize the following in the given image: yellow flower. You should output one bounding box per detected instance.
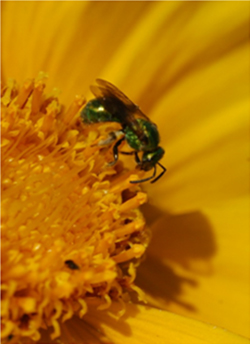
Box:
[1,1,249,343]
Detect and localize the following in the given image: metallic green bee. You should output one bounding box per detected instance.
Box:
[80,79,166,183]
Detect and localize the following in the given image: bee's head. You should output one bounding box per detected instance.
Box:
[139,147,165,171]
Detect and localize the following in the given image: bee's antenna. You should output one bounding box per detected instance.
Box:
[150,162,167,183]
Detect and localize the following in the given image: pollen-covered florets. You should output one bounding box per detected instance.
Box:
[1,74,149,342]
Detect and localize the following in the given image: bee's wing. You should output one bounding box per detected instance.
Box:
[90,79,151,141]
[93,79,151,120]
[94,79,135,109]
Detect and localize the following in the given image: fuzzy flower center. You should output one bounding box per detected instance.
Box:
[1,73,149,342]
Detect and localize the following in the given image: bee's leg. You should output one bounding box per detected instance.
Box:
[108,136,126,166]
[130,165,157,184]
[150,162,167,183]
[120,151,134,155]
[98,130,124,146]
[130,163,167,184]
[134,152,140,164]
[120,151,141,164]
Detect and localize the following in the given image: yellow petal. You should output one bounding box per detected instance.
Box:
[139,195,250,337]
[36,303,250,344]
[1,1,152,104]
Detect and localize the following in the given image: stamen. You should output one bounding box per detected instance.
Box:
[15,78,34,108]
[1,75,150,342]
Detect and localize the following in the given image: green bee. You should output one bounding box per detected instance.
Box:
[80,79,166,183]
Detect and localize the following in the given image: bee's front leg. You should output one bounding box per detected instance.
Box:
[98,130,124,146]
[108,136,126,166]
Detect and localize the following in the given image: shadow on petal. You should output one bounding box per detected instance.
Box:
[33,302,141,344]
[136,255,198,312]
[136,204,216,311]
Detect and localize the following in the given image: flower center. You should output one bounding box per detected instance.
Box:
[1,73,149,341]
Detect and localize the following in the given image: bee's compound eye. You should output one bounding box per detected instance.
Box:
[153,147,165,161]
[140,152,154,171]
[142,147,164,168]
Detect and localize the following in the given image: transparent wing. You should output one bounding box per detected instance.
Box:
[90,79,152,141]
[91,79,151,121]
[94,79,135,109]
